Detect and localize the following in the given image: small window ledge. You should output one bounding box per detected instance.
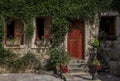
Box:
[4,45,25,49]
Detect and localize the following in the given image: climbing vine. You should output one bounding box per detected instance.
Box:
[0,16,4,45]
[111,0,120,13]
[0,0,112,46]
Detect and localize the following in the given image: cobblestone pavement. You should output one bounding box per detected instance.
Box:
[97,72,120,81]
[0,72,119,81]
[0,73,62,81]
[68,72,120,81]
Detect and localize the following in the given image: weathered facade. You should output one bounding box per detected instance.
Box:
[3,11,120,75]
[101,11,120,75]
[4,17,52,56]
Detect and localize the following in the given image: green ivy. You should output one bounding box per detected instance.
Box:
[112,0,120,13]
[47,47,71,70]
[24,17,34,40]
[0,46,41,73]
[0,16,4,44]
[0,0,113,46]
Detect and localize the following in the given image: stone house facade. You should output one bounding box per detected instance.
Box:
[3,11,120,75]
[101,11,120,76]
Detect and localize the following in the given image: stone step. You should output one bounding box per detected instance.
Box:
[68,63,87,68]
[68,59,88,73]
[69,63,85,65]
[69,59,85,63]
[68,63,88,73]
[68,67,85,70]
[68,67,88,73]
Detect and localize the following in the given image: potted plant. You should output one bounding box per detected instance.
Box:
[91,38,99,48]
[14,38,21,45]
[90,38,100,80]
[35,34,51,46]
[92,58,101,70]
[6,36,14,45]
[60,63,70,80]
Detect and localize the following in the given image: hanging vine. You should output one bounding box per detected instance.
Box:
[0,0,112,46]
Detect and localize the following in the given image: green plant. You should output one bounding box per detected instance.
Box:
[21,52,40,68]
[8,52,41,72]
[6,36,14,44]
[0,0,112,47]
[0,45,16,66]
[47,47,71,70]
[0,16,4,44]
[97,31,112,68]
[91,38,99,47]
[0,47,41,73]
[92,59,100,66]
[88,37,100,72]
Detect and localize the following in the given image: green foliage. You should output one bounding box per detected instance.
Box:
[0,16,4,44]
[48,47,71,70]
[0,0,112,46]
[20,52,40,68]
[97,31,111,67]
[0,46,41,72]
[9,52,41,72]
[24,18,34,40]
[0,46,16,66]
[91,38,99,47]
[92,59,100,66]
[51,18,69,46]
[111,0,120,13]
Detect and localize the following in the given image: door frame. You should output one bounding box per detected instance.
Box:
[67,20,85,59]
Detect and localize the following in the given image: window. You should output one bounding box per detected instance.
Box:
[36,18,44,40]
[99,16,116,40]
[35,17,52,42]
[5,18,24,45]
[6,20,14,39]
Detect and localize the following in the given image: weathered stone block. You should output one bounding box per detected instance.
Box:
[109,61,119,75]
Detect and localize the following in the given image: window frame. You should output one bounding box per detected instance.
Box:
[35,16,52,46]
[4,18,24,46]
[99,16,117,41]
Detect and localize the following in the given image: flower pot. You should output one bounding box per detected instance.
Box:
[94,65,100,70]
[59,64,68,73]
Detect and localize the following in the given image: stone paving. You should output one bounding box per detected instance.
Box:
[0,73,62,81]
[69,72,120,81]
[0,72,119,81]
[97,72,120,81]
[67,73,99,81]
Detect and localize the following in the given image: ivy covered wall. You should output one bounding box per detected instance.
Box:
[0,0,112,47]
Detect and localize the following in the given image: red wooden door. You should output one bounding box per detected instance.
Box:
[68,21,84,59]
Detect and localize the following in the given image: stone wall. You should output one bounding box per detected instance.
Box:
[109,60,120,76]
[2,12,120,74]
[109,42,120,76]
[1,45,50,73]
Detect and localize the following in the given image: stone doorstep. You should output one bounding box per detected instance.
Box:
[68,63,86,66]
[69,59,85,63]
[68,68,88,72]
[70,72,90,75]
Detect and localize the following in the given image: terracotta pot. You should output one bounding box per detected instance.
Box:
[95,65,100,70]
